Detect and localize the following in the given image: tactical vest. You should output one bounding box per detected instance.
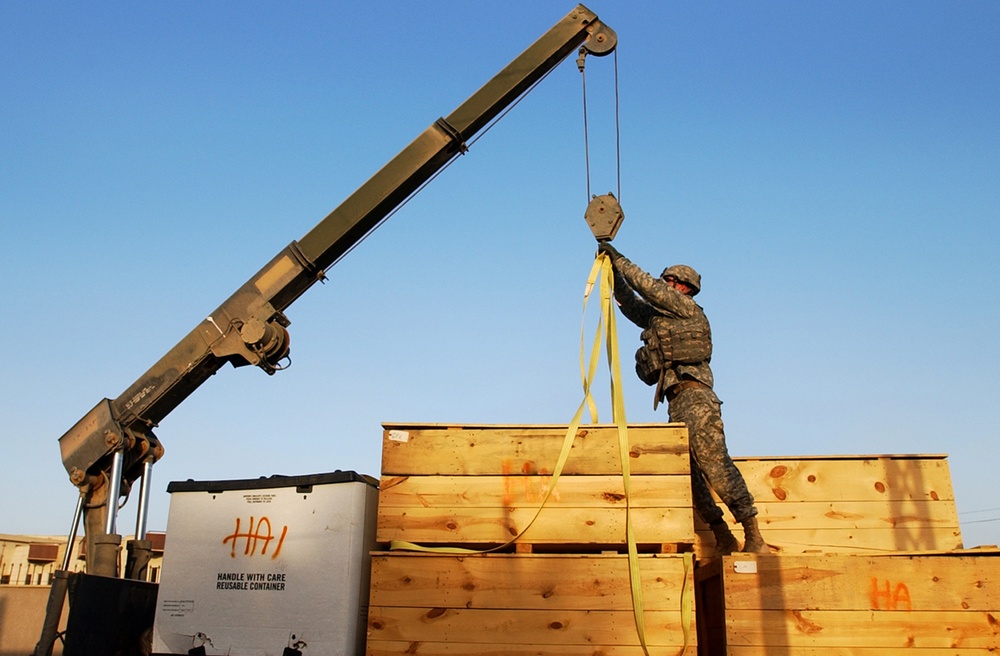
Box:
[634,313,712,386]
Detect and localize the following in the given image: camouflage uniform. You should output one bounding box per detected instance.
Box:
[610,254,758,526]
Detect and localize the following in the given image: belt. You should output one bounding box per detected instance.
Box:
[665,380,708,402]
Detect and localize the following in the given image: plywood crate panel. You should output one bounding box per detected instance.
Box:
[695,551,1000,655]
[379,423,694,550]
[367,552,697,655]
[381,423,690,476]
[692,455,962,556]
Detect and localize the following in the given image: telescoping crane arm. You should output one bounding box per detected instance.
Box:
[56,5,617,569]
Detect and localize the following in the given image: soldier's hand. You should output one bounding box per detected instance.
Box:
[597,241,621,260]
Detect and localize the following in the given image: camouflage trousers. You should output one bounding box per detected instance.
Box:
[668,385,758,525]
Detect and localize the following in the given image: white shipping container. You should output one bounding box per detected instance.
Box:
[152,471,378,656]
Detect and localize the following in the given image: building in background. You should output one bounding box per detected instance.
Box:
[0,532,165,586]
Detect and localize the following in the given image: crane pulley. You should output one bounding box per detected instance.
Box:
[577,23,625,242]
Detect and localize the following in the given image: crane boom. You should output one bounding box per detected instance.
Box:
[55,5,616,572]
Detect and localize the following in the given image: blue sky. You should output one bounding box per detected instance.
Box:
[2,2,998,548]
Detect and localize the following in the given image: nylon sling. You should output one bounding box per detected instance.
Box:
[390,253,692,655]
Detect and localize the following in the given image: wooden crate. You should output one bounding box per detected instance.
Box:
[379,423,694,551]
[367,552,697,655]
[694,550,1000,655]
[692,455,962,557]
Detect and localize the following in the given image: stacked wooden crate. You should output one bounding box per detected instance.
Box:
[695,550,1000,654]
[693,454,963,558]
[367,422,699,655]
[692,453,1000,654]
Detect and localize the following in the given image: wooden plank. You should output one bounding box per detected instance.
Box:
[717,553,1000,611]
[382,422,685,431]
[724,609,999,648]
[367,607,693,647]
[691,455,962,557]
[369,553,694,611]
[732,453,948,461]
[693,499,959,531]
[726,648,989,656]
[381,424,689,476]
[693,526,964,556]
[378,475,692,508]
[377,506,695,546]
[692,495,962,556]
[731,456,956,503]
[367,640,696,655]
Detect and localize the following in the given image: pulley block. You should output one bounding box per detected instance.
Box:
[584,192,624,241]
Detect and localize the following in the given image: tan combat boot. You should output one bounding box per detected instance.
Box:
[710,521,740,556]
[741,516,769,553]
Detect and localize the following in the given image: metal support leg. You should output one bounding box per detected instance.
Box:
[126,459,154,581]
[33,571,72,656]
[104,450,124,536]
[34,494,85,656]
[89,450,124,577]
[134,458,154,540]
[63,493,84,570]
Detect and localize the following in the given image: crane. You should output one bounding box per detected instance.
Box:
[36,6,617,655]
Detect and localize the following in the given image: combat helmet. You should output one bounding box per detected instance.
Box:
[660,264,701,296]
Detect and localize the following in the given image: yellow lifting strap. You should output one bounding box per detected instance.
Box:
[584,253,693,656]
[387,254,610,555]
[390,252,692,655]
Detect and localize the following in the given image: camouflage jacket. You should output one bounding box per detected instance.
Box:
[611,255,715,390]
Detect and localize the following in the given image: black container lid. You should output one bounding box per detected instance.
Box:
[166,470,377,494]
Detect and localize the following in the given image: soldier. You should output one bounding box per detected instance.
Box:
[597,242,767,554]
